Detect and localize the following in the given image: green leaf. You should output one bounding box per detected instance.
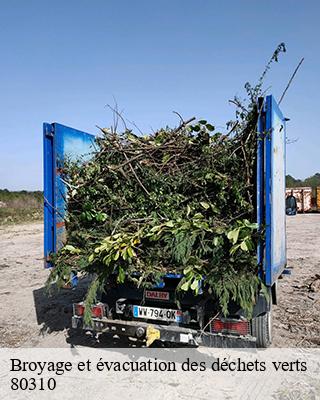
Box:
[240,241,248,251]
[211,204,219,213]
[127,247,136,258]
[96,212,107,222]
[205,172,214,180]
[85,211,93,221]
[122,248,128,260]
[206,123,215,131]
[117,267,125,283]
[200,201,210,210]
[227,228,240,244]
[199,120,207,125]
[165,220,174,228]
[180,281,190,291]
[127,133,138,142]
[162,154,171,163]
[103,255,112,265]
[64,244,76,252]
[183,266,192,274]
[244,221,259,229]
[193,213,204,219]
[88,254,95,263]
[244,238,254,251]
[149,225,162,234]
[230,243,240,255]
[193,125,200,132]
[63,245,81,254]
[190,280,199,291]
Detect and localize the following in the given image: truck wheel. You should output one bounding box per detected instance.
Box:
[251,309,272,348]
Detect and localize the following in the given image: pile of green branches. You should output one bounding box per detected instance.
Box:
[48,44,286,319]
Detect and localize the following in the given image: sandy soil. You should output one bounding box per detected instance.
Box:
[272,214,320,347]
[0,215,319,348]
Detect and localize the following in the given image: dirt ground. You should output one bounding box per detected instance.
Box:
[0,215,319,348]
[273,214,320,347]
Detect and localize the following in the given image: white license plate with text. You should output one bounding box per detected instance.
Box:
[133,305,182,322]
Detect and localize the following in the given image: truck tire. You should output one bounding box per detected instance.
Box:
[251,309,272,348]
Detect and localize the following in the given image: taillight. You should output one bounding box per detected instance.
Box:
[73,302,105,319]
[73,303,85,316]
[91,303,105,319]
[211,318,249,336]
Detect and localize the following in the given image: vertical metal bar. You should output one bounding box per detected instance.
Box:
[43,123,55,267]
[265,95,272,285]
[256,98,265,278]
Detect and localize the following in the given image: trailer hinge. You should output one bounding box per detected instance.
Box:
[44,123,54,138]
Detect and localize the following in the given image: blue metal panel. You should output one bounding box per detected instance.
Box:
[264,95,287,285]
[43,123,95,267]
[54,124,95,251]
[43,123,55,266]
[256,99,265,278]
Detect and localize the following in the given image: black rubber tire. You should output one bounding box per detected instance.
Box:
[251,308,272,348]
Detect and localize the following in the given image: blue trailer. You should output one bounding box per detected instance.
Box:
[43,95,287,347]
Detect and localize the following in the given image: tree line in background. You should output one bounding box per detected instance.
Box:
[286,173,320,189]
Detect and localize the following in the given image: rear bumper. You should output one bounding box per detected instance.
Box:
[72,316,256,348]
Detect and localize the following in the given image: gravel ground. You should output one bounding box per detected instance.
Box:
[0,215,319,348]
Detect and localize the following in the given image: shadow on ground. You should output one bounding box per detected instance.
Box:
[32,282,196,348]
[33,281,149,348]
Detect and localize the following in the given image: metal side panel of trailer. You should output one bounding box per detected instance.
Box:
[257,95,287,286]
[43,123,95,267]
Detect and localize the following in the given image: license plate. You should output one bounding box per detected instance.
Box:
[133,305,182,322]
[145,290,169,301]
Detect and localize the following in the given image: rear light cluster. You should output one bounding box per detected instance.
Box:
[211,318,249,336]
[74,303,85,316]
[73,302,106,319]
[91,303,105,318]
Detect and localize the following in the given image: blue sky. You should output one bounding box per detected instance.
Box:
[0,0,319,190]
